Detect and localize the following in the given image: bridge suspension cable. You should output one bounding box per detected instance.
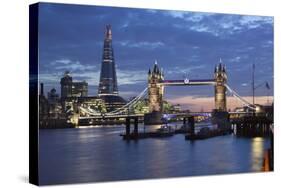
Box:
[224,84,256,110]
[79,87,148,116]
[79,106,101,116]
[107,87,148,115]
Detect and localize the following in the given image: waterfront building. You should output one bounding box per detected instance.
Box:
[173,104,181,113]
[62,96,107,116]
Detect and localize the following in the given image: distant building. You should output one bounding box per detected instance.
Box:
[47,88,62,118]
[71,82,88,97]
[99,95,126,112]
[60,71,88,98]
[173,104,181,112]
[48,88,59,103]
[39,83,49,120]
[233,103,273,119]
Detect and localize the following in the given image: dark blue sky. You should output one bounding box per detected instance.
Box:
[38,2,273,106]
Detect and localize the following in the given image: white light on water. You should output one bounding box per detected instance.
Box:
[251,137,265,171]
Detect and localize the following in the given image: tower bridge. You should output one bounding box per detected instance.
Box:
[78,59,257,122]
[145,60,227,125]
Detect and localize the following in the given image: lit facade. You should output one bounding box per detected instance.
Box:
[214,62,227,111]
[148,61,164,113]
[63,97,107,116]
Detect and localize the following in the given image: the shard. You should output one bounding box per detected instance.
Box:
[98,25,118,96]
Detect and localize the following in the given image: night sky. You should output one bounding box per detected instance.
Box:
[38,3,273,111]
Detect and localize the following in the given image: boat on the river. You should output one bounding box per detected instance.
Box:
[156,124,174,133]
[185,127,232,140]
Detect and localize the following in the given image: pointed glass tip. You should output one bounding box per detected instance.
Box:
[105,24,112,39]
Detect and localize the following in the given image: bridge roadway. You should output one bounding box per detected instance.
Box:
[78,112,213,120]
[78,111,257,121]
[79,114,144,120]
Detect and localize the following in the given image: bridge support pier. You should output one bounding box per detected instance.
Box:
[183,117,187,125]
[144,111,163,125]
[124,117,139,140]
[212,110,231,131]
[134,117,138,136]
[125,117,131,138]
[188,116,195,135]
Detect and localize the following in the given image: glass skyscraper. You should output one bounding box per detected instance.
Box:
[98,25,118,96]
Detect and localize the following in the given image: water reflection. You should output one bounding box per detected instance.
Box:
[251,137,266,171]
[39,124,270,185]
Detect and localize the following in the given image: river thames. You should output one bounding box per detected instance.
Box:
[39,124,270,185]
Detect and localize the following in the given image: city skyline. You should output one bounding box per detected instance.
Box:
[38,3,273,111]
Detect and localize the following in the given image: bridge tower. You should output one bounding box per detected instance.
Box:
[148,61,164,112]
[144,61,164,125]
[214,61,227,111]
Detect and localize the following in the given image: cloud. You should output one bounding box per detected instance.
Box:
[190,24,213,33]
[166,65,206,75]
[118,40,164,49]
[239,16,273,29]
[50,59,97,71]
[50,59,72,65]
[39,73,62,84]
[165,10,273,37]
[229,56,241,63]
[117,69,147,85]
[166,10,214,22]
[72,69,147,86]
